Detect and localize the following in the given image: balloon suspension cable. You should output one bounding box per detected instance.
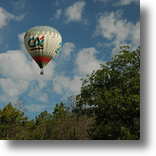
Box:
[40,68,44,75]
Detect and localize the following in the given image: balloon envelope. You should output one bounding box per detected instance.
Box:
[24,26,62,74]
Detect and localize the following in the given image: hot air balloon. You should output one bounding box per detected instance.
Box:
[24,26,62,75]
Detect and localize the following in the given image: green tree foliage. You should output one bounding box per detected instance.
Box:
[32,103,92,140]
[76,47,140,139]
[0,103,28,139]
[0,46,140,140]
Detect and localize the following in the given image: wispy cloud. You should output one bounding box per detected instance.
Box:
[115,0,139,6]
[75,47,103,76]
[0,78,28,97]
[62,42,75,57]
[94,0,139,6]
[53,75,82,95]
[95,11,140,52]
[0,48,55,104]
[52,47,103,100]
[0,7,24,29]
[18,32,25,49]
[28,88,49,103]
[94,0,110,3]
[65,1,86,23]
[54,9,62,19]
[0,39,77,106]
[11,0,27,11]
[25,103,47,112]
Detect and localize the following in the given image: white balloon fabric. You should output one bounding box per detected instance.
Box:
[24,26,62,74]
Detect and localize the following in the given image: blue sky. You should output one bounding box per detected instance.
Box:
[0,0,140,118]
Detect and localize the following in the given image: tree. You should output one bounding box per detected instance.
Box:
[50,103,92,140]
[76,47,140,140]
[0,103,28,139]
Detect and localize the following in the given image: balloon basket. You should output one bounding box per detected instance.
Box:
[40,69,44,75]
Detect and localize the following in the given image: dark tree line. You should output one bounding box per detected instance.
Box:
[0,47,140,140]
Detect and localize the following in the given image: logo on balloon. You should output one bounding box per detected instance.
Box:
[55,42,62,56]
[28,36,44,50]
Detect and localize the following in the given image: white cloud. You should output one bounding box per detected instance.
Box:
[14,14,25,21]
[0,78,28,97]
[28,84,49,103]
[11,0,26,11]
[95,11,140,52]
[62,42,75,57]
[0,50,55,81]
[18,32,25,49]
[53,47,103,97]
[0,7,13,28]
[69,76,82,94]
[25,104,47,112]
[0,35,78,106]
[0,7,24,29]
[94,0,109,3]
[53,75,82,95]
[130,22,140,45]
[94,0,139,6]
[116,0,139,6]
[65,1,85,22]
[54,9,62,19]
[11,99,27,112]
[0,33,103,107]
[0,94,19,104]
[18,32,25,43]
[0,50,34,80]
[75,47,102,75]
[29,90,49,103]
[0,49,55,102]
[38,93,49,102]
